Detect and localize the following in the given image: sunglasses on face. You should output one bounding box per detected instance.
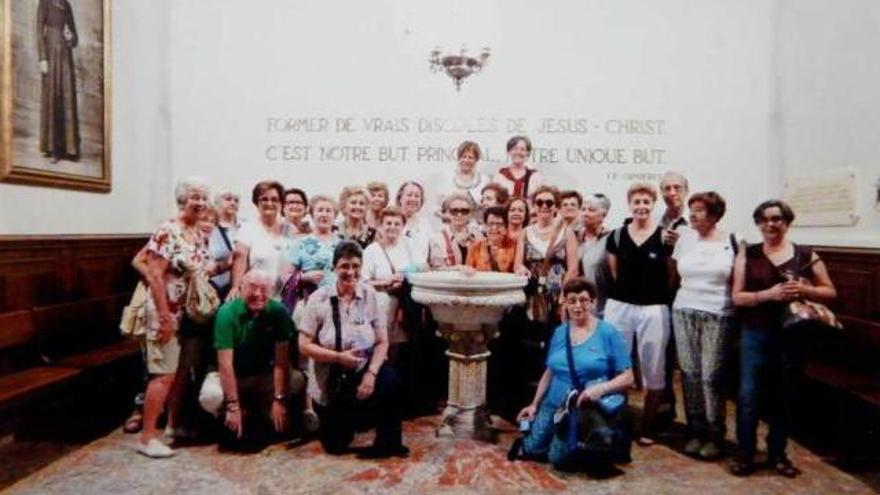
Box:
[449,208,471,216]
[535,199,555,208]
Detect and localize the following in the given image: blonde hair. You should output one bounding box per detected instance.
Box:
[626,182,658,202]
[338,186,371,212]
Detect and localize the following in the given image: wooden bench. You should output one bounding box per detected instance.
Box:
[0,311,81,411]
[33,293,140,370]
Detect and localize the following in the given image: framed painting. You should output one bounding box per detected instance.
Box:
[0,0,111,192]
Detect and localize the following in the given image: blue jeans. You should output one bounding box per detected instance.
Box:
[736,327,806,459]
[521,401,568,464]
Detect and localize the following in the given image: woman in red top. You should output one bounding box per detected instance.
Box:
[493,136,545,200]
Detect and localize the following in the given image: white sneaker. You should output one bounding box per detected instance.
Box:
[137,438,176,458]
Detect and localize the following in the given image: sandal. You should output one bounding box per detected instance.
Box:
[729,456,756,477]
[771,457,801,478]
[123,412,143,434]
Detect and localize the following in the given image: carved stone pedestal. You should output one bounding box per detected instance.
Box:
[408,272,527,442]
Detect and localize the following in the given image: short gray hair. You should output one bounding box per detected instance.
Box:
[174,177,211,208]
[213,187,239,207]
[584,193,611,214]
[659,171,689,191]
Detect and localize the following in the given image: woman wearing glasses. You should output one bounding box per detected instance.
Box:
[429,193,483,270]
[514,185,579,334]
[282,188,312,239]
[230,181,292,300]
[729,199,836,477]
[509,277,634,468]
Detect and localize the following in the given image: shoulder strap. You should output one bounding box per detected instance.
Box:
[613,226,623,250]
[217,226,233,252]
[729,233,738,255]
[330,296,343,352]
[545,221,565,259]
[380,245,397,274]
[564,325,583,391]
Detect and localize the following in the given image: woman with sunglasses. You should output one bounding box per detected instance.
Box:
[429,193,483,271]
[729,199,836,477]
[514,185,579,334]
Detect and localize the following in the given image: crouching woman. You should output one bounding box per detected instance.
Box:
[298,241,409,459]
[509,277,634,470]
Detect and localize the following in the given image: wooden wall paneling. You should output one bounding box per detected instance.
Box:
[0,259,61,312]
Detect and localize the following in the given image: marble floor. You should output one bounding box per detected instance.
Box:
[1,405,877,495]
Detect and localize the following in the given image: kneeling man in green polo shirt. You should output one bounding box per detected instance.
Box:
[200,269,304,444]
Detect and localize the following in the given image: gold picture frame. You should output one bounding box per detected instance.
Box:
[0,0,111,192]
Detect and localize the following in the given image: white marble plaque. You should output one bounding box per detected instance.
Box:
[783,169,859,227]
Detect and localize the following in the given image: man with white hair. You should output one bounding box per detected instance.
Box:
[200,269,304,445]
[658,171,690,245]
[657,170,690,428]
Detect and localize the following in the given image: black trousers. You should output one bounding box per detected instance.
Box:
[315,364,404,454]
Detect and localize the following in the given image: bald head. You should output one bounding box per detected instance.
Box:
[241,269,272,311]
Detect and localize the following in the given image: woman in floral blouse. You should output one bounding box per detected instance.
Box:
[138,178,214,459]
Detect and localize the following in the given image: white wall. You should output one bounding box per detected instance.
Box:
[0,0,171,235]
[773,0,880,248]
[1,0,877,249]
[168,0,774,235]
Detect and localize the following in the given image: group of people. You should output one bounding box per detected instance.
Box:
[125,135,837,479]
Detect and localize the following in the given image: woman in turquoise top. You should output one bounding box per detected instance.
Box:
[281,195,342,314]
[511,277,634,465]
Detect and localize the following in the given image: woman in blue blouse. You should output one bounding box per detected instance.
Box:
[282,195,343,316]
[511,277,634,465]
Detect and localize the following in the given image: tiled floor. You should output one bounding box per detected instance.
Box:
[2,409,877,495]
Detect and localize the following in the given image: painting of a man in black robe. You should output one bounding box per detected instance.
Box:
[1,0,109,192]
[38,0,81,163]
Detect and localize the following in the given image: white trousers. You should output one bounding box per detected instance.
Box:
[604,299,671,391]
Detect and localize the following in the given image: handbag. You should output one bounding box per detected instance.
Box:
[779,247,842,331]
[120,281,149,338]
[185,271,221,324]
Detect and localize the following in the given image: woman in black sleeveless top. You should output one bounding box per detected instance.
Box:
[730,200,836,477]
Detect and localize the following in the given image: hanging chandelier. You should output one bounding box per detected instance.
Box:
[429,46,491,92]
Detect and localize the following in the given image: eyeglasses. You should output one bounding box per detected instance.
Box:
[564,296,594,306]
[535,199,555,208]
[759,215,785,224]
[258,196,280,203]
[284,199,305,206]
[449,208,471,216]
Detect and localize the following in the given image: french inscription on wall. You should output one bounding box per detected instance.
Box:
[262,116,668,180]
[783,170,859,227]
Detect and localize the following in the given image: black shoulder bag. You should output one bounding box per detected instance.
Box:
[326,296,360,406]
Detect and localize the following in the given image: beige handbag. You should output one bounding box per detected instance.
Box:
[185,272,221,324]
[120,281,149,338]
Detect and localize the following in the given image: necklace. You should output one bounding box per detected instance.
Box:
[453,172,480,190]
